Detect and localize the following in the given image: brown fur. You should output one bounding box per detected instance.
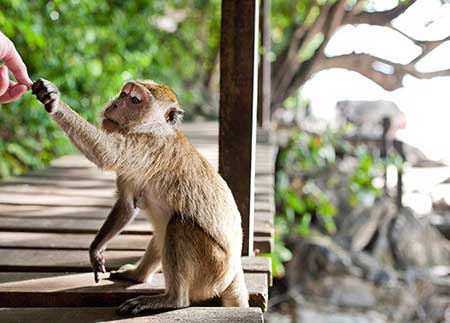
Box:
[137,80,179,103]
[31,78,249,315]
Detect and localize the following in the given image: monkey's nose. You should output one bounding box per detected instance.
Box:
[106,104,118,113]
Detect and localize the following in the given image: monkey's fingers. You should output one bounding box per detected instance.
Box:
[41,92,58,106]
[93,263,106,283]
[31,78,60,112]
[94,270,99,284]
[31,78,49,96]
[31,78,42,92]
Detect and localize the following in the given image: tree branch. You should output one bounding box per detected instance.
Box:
[268,0,449,109]
[397,29,450,64]
[272,3,333,104]
[271,0,318,79]
[343,0,417,25]
[283,0,347,101]
[313,52,450,91]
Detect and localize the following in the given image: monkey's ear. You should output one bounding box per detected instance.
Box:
[165,107,184,125]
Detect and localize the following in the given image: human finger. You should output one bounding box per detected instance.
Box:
[0,33,32,87]
[0,65,9,97]
[0,81,27,103]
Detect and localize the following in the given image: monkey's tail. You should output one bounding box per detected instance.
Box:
[220,269,249,307]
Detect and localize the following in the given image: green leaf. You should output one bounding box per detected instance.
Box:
[298,213,311,237]
[285,190,306,214]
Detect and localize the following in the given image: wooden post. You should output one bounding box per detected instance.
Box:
[257,0,271,129]
[380,117,391,159]
[381,117,391,193]
[395,140,405,210]
[220,0,259,256]
[396,166,403,209]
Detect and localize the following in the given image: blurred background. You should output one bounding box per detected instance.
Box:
[2,0,450,322]
[0,0,222,176]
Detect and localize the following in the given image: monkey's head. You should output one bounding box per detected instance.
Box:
[102,80,184,135]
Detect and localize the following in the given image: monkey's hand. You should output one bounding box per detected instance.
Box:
[89,245,106,283]
[31,78,61,114]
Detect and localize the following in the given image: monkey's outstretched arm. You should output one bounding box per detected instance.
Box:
[32,78,124,170]
[90,197,138,283]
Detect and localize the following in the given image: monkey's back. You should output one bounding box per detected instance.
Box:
[118,130,243,257]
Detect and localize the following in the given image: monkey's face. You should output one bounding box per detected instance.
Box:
[102,80,183,135]
[102,82,151,133]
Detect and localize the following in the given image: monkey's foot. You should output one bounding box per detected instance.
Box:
[110,264,148,283]
[117,295,187,316]
[31,78,60,113]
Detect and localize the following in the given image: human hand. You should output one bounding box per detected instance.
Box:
[0,31,33,103]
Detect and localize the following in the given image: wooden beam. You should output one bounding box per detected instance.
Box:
[220,0,259,256]
[0,307,264,323]
[0,248,271,276]
[257,0,271,128]
[0,272,268,310]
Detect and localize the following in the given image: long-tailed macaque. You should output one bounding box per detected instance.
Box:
[32,78,249,315]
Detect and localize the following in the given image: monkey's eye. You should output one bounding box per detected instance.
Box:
[131,97,142,104]
[120,92,127,98]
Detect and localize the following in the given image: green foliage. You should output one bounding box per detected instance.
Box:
[276,131,338,239]
[0,0,220,178]
[272,128,384,277]
[349,146,384,207]
[271,0,314,55]
[260,231,293,277]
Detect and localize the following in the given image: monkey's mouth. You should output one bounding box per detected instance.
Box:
[102,117,121,131]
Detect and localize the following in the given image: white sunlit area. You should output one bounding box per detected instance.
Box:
[303,0,450,215]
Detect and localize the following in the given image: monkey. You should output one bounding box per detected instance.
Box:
[31,78,249,315]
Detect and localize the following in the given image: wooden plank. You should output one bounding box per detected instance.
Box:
[0,232,272,254]
[0,167,270,209]
[254,200,274,213]
[220,0,259,256]
[0,192,113,207]
[7,156,216,183]
[23,168,114,181]
[254,185,274,195]
[0,249,271,277]
[1,177,114,189]
[0,232,149,250]
[0,249,144,272]
[0,205,114,219]
[254,236,273,254]
[0,272,268,310]
[0,248,272,285]
[255,174,274,184]
[180,121,219,132]
[0,193,272,237]
[0,217,150,234]
[0,217,271,237]
[0,185,115,198]
[0,172,269,205]
[0,307,263,323]
[0,181,270,207]
[0,212,271,236]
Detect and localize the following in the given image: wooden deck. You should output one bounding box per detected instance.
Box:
[0,122,275,322]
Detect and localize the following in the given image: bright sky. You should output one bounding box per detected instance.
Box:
[303,0,450,162]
